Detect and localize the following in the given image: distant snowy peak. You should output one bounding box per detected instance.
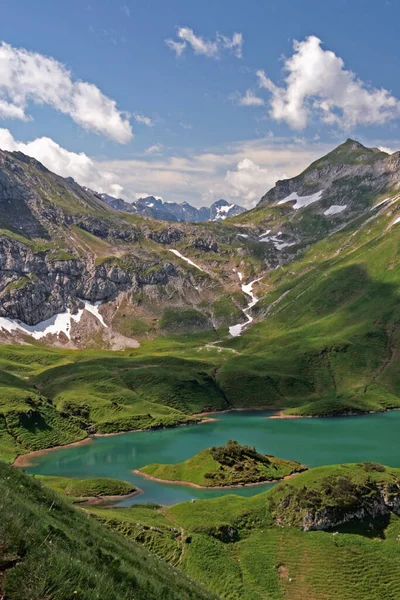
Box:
[209,199,245,221]
[99,193,245,223]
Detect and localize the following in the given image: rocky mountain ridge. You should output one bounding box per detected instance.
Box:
[99,193,246,222]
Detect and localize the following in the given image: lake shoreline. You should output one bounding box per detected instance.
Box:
[77,488,143,507]
[12,416,218,467]
[12,406,399,468]
[131,468,305,490]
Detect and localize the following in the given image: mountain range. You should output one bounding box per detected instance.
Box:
[98,192,246,222]
[1,138,400,417]
[2,137,400,599]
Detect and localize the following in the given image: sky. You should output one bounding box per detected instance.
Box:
[0,0,400,208]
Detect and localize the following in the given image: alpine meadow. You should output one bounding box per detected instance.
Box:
[1,2,400,598]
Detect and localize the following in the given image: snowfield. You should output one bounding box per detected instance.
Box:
[277,190,324,210]
[324,205,347,216]
[169,249,205,272]
[0,300,107,340]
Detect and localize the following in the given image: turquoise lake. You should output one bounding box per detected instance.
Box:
[24,410,400,506]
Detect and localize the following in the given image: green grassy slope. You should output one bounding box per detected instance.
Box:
[0,462,216,600]
[91,463,400,600]
[139,440,306,487]
[0,340,230,462]
[217,193,400,415]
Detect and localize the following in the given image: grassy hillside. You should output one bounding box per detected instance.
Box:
[217,191,400,415]
[138,440,306,487]
[0,340,230,462]
[0,462,216,600]
[90,463,400,600]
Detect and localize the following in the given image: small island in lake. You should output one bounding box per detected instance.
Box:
[135,440,307,488]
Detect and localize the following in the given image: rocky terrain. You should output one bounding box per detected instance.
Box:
[268,463,400,531]
[1,139,400,350]
[0,149,262,347]
[99,193,246,222]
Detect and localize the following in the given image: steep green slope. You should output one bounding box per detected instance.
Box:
[91,463,400,600]
[217,190,400,415]
[0,462,216,600]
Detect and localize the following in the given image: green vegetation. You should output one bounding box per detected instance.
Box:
[139,440,306,487]
[268,462,400,529]
[0,343,230,462]
[91,464,400,600]
[0,462,216,600]
[36,475,136,502]
[159,308,211,332]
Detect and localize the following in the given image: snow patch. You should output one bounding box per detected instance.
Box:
[370,197,390,211]
[80,300,108,328]
[237,233,248,238]
[0,300,107,340]
[169,249,205,272]
[392,216,400,225]
[278,190,324,210]
[324,205,347,216]
[259,231,295,250]
[229,277,263,337]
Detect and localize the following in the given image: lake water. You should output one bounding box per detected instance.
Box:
[24,410,400,506]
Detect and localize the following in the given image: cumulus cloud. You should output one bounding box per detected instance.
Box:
[166,27,243,59]
[0,42,133,143]
[378,145,397,154]
[256,36,400,130]
[133,113,154,127]
[224,159,287,206]
[238,90,265,107]
[0,128,123,197]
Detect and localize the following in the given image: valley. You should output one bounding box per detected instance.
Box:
[2,139,400,599]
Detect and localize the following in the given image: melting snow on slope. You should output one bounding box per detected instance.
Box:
[324,205,347,216]
[0,300,107,340]
[259,231,295,250]
[169,249,205,272]
[229,277,264,337]
[392,216,400,226]
[278,190,324,210]
[370,197,390,211]
[237,233,248,238]
[80,300,108,328]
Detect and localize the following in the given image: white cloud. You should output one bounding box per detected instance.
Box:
[0,128,122,197]
[179,122,192,130]
[145,143,163,155]
[133,113,154,127]
[238,90,265,107]
[378,145,397,154]
[224,159,287,206]
[0,42,133,143]
[121,5,130,18]
[256,36,400,130]
[166,27,243,59]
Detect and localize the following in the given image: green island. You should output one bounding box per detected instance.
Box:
[137,440,307,487]
[35,475,137,503]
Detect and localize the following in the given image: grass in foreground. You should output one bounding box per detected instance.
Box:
[0,462,216,600]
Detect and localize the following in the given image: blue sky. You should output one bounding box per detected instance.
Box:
[0,0,399,206]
